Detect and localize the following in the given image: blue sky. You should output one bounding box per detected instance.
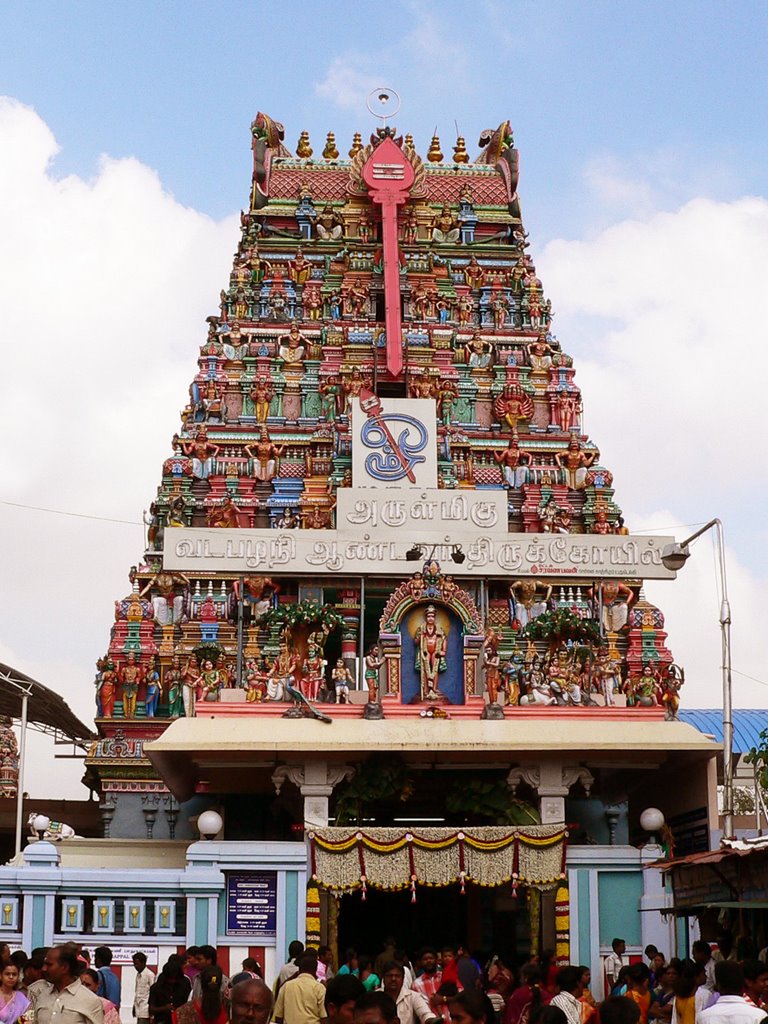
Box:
[4,0,766,238]
[1,0,768,794]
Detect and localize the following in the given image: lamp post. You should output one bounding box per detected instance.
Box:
[661,518,733,841]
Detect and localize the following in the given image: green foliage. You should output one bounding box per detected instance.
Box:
[445,777,540,826]
[745,728,768,790]
[521,608,600,647]
[263,602,343,630]
[334,754,414,826]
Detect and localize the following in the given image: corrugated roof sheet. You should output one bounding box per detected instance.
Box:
[0,662,92,742]
[679,709,768,754]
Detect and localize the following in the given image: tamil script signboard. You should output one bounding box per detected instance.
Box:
[226,872,277,937]
[164,527,676,580]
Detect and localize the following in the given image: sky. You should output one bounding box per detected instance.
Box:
[1,0,767,798]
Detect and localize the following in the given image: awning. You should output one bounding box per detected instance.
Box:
[309,824,567,894]
[651,844,765,871]
[0,662,93,743]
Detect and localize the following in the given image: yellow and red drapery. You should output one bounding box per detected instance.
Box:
[308,824,567,902]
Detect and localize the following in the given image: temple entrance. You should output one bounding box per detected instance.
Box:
[335,883,532,964]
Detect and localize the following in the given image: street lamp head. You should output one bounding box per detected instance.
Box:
[661,543,690,572]
[32,814,51,840]
[197,809,223,840]
[406,544,423,562]
[639,807,665,833]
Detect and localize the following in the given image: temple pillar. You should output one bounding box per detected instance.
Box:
[507,762,594,824]
[337,588,361,675]
[272,761,355,828]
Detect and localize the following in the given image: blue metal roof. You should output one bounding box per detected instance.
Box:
[680,710,768,754]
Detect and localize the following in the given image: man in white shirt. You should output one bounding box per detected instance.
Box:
[550,967,584,1024]
[132,952,155,1024]
[381,962,438,1024]
[37,946,104,1024]
[694,941,717,993]
[699,962,766,1024]
[604,939,626,996]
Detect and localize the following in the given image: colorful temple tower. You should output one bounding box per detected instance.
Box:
[79,109,715,963]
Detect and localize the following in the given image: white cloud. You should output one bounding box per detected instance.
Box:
[539,191,768,710]
[314,58,381,112]
[0,96,237,796]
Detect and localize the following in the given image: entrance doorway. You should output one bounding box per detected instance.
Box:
[335,883,531,964]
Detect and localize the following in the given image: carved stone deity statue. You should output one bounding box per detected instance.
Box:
[179,428,220,480]
[268,645,298,701]
[195,659,225,703]
[302,643,327,701]
[431,204,460,243]
[314,203,344,240]
[509,581,552,628]
[278,322,307,365]
[494,437,531,488]
[165,655,185,717]
[245,426,284,482]
[118,652,144,719]
[414,604,448,701]
[0,720,19,797]
[250,376,274,423]
[364,645,384,704]
[556,438,598,490]
[483,628,502,704]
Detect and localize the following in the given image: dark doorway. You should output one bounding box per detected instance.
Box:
[336,882,532,966]
[337,883,470,957]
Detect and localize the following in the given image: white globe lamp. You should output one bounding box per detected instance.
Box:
[639,807,665,846]
[197,810,223,840]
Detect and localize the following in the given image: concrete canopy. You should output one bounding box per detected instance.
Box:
[145,714,719,802]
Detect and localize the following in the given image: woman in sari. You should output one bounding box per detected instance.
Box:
[81,969,120,1024]
[173,966,228,1024]
[0,964,30,1024]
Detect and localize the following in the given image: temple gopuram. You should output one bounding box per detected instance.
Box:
[42,106,719,976]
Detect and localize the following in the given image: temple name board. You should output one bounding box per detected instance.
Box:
[336,488,507,532]
[163,527,676,579]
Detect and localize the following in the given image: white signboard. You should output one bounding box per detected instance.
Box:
[163,527,676,579]
[82,945,159,966]
[351,397,437,489]
[336,488,507,533]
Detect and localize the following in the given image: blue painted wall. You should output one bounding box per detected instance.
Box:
[598,872,643,946]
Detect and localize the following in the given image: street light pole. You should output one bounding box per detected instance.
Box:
[662,518,733,840]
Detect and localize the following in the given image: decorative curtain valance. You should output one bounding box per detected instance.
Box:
[308,825,567,898]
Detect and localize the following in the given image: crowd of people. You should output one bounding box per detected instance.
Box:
[0,935,765,1024]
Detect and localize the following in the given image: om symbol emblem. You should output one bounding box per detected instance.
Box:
[361,414,428,482]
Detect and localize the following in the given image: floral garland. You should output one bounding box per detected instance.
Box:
[305,879,321,948]
[309,825,567,900]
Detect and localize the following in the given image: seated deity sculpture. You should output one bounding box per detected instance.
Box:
[267,646,297,700]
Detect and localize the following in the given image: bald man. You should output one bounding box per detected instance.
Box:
[230,978,273,1024]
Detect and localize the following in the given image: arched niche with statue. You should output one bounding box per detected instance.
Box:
[378,562,484,706]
